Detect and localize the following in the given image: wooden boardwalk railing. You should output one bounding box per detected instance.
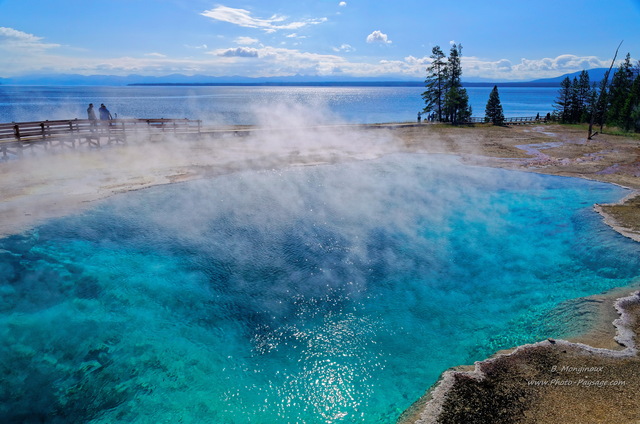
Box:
[0,118,201,159]
[464,116,548,125]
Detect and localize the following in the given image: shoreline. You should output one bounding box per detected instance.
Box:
[595,192,640,243]
[399,289,640,424]
[2,122,640,422]
[395,124,640,422]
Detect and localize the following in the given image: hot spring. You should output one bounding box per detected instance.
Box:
[2,153,640,423]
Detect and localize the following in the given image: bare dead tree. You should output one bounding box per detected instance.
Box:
[588,41,623,140]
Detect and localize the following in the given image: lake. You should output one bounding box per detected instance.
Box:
[0,85,558,124]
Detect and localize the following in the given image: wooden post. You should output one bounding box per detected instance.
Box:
[68,121,76,148]
[40,122,48,150]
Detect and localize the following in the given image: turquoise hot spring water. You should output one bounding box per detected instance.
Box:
[2,153,640,423]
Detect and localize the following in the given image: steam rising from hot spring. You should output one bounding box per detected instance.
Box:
[0,102,404,237]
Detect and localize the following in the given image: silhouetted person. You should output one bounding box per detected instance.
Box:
[417,112,422,123]
[99,104,112,120]
[87,103,97,121]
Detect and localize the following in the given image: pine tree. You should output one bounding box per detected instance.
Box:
[485,85,504,125]
[586,82,598,123]
[576,70,592,122]
[422,46,447,121]
[630,105,640,133]
[553,77,573,123]
[607,53,635,126]
[569,77,581,123]
[594,76,610,132]
[444,86,472,124]
[446,44,463,89]
[442,44,472,124]
[422,43,471,124]
[554,72,591,124]
[620,71,640,132]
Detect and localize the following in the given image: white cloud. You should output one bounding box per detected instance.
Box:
[460,54,611,80]
[339,2,347,6]
[0,28,621,82]
[0,27,60,50]
[201,6,327,33]
[496,59,512,70]
[332,44,354,53]
[0,27,64,76]
[366,30,392,44]
[235,36,259,45]
[515,54,606,72]
[216,47,259,58]
[286,33,307,39]
[203,45,354,77]
[402,55,431,66]
[185,44,208,50]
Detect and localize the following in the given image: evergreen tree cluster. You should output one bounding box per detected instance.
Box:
[553,53,640,133]
[422,44,472,124]
[554,70,593,124]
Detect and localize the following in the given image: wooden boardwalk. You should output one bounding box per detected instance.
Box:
[464,116,549,125]
[0,118,202,159]
[0,115,550,160]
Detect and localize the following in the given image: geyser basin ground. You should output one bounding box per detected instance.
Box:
[2,153,640,423]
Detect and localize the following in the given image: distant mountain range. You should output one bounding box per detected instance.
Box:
[0,68,611,87]
[528,68,611,84]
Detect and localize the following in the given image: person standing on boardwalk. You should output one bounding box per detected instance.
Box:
[99,104,112,120]
[87,103,98,132]
[87,103,97,121]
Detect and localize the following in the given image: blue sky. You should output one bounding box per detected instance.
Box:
[1,0,639,80]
